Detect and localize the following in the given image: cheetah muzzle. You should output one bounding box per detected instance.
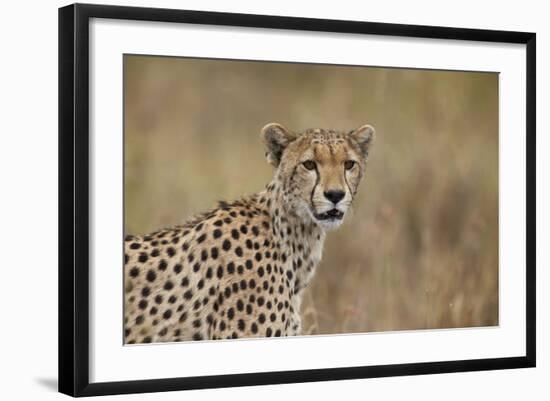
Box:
[124,123,375,343]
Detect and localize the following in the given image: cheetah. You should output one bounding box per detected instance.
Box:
[124,123,375,343]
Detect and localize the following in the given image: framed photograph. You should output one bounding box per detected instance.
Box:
[58,3,536,397]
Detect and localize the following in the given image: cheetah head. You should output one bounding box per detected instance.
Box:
[261,123,375,231]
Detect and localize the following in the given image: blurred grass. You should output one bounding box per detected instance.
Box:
[124,55,499,334]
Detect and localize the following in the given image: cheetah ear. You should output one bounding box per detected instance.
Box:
[261,123,296,167]
[349,124,375,159]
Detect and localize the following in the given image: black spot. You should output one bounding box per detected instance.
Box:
[201,249,208,261]
[195,223,204,231]
[222,239,231,251]
[143,336,152,343]
[149,306,158,315]
[240,225,248,234]
[159,328,167,336]
[182,242,189,251]
[158,260,167,271]
[150,248,160,257]
[249,279,256,289]
[251,226,260,236]
[146,270,156,282]
[235,247,243,257]
[236,299,244,311]
[231,229,240,240]
[213,219,223,227]
[255,252,262,262]
[223,217,232,224]
[227,308,235,320]
[286,271,293,280]
[141,287,150,297]
[258,313,266,323]
[240,280,247,290]
[275,329,281,337]
[188,253,195,263]
[245,260,253,269]
[193,262,200,272]
[246,304,253,315]
[138,253,148,263]
[130,242,141,249]
[173,263,182,274]
[251,323,258,334]
[211,247,219,259]
[238,319,245,331]
[169,295,177,304]
[213,229,222,239]
[237,265,244,274]
[270,313,276,322]
[193,319,201,328]
[164,281,174,290]
[181,277,189,287]
[266,327,272,337]
[162,309,172,319]
[197,279,205,289]
[192,333,203,341]
[135,315,144,325]
[206,267,213,279]
[179,312,188,322]
[197,234,207,244]
[245,239,253,249]
[258,266,265,277]
[124,254,129,264]
[183,289,193,300]
[217,266,224,279]
[138,299,148,310]
[257,296,265,307]
[227,262,235,274]
[129,267,139,277]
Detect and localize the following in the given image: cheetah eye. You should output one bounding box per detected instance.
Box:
[302,160,316,170]
[344,160,356,170]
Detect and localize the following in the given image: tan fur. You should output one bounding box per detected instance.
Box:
[124,123,374,343]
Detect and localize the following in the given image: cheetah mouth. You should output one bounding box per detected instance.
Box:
[313,209,344,221]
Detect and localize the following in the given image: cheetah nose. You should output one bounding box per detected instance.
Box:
[324,190,345,204]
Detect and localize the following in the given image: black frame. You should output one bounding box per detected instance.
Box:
[59,3,536,397]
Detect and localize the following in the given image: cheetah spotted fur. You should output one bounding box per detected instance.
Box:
[124,123,375,343]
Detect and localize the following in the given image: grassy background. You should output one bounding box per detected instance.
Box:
[124,55,499,334]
